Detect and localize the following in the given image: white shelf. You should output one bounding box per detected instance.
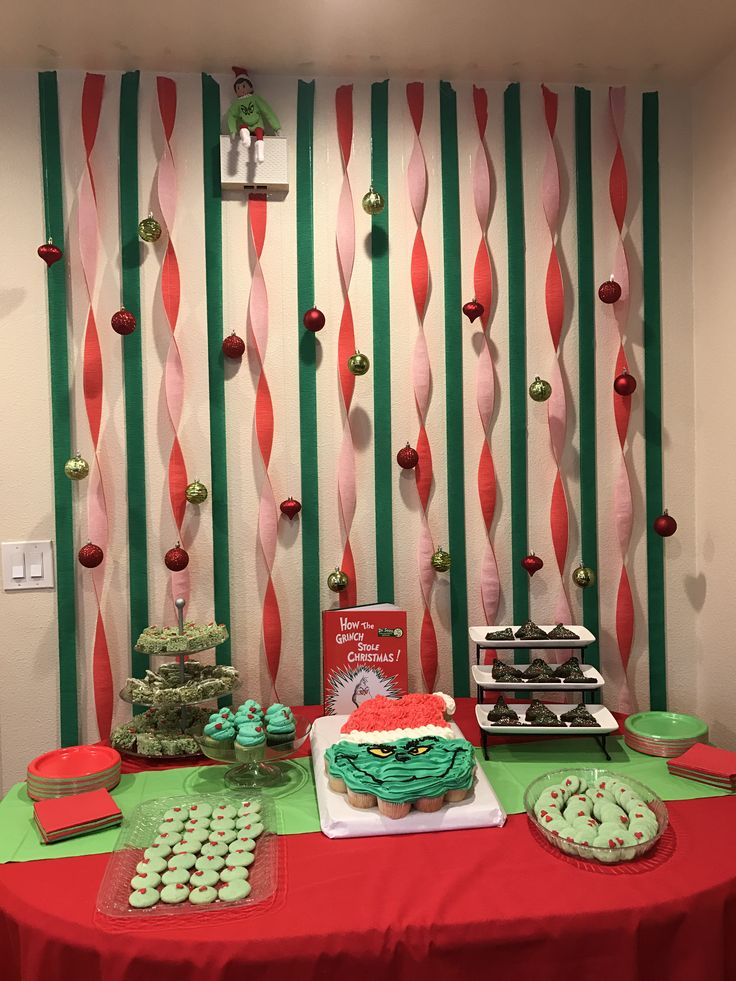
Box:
[472,663,604,691]
[469,625,596,649]
[220,135,289,190]
[475,702,617,737]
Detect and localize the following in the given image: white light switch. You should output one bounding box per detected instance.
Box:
[2,541,54,590]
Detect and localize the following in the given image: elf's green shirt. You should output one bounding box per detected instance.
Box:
[227,94,281,135]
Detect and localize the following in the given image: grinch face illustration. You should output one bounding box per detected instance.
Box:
[325,666,401,715]
[326,736,475,802]
[352,675,371,707]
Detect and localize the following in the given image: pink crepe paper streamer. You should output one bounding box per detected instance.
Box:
[247,194,282,700]
[472,86,501,629]
[335,85,358,608]
[608,86,634,713]
[541,86,572,661]
[79,73,113,741]
[407,82,438,692]
[156,77,190,614]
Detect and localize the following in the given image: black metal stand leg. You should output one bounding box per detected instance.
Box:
[594,734,611,761]
[482,729,488,761]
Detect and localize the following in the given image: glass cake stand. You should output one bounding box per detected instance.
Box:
[196,715,313,790]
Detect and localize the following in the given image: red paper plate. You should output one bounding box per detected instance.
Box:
[26,762,120,787]
[27,745,121,780]
[27,775,120,801]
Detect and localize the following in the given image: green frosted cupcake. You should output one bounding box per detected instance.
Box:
[265,705,296,748]
[201,718,236,750]
[234,720,266,762]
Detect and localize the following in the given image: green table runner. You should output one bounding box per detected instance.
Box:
[0,741,728,864]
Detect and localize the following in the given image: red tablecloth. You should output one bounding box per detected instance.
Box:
[2,704,735,981]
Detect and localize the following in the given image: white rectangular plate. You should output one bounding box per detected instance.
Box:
[469,625,596,648]
[471,663,605,691]
[475,702,617,736]
[311,715,506,838]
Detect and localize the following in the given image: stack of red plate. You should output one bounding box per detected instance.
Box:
[624,711,708,758]
[26,746,121,800]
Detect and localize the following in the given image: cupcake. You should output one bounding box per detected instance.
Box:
[265,705,296,748]
[201,718,236,750]
[234,720,266,762]
[236,700,264,722]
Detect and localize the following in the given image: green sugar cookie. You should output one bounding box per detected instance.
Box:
[220,865,249,882]
[183,827,211,843]
[218,880,251,902]
[201,841,229,857]
[185,817,210,830]
[153,831,182,846]
[208,829,237,845]
[167,852,196,870]
[195,854,225,872]
[172,838,201,855]
[130,872,161,890]
[163,806,189,822]
[187,802,213,818]
[212,803,237,819]
[143,843,171,861]
[235,820,263,838]
[226,849,255,867]
[237,800,261,816]
[158,819,185,834]
[160,883,190,904]
[228,836,256,852]
[190,868,219,888]
[209,816,236,831]
[137,856,167,875]
[129,887,160,908]
[162,867,190,886]
[189,884,218,905]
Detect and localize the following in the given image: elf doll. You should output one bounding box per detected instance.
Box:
[227,66,281,163]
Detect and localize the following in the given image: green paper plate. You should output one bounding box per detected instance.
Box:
[625,711,708,741]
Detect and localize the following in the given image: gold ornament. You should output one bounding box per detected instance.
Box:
[138,213,162,243]
[185,480,208,505]
[64,453,90,481]
[362,186,385,215]
[529,376,552,402]
[348,351,370,376]
[327,567,349,593]
[431,547,451,573]
[572,564,596,589]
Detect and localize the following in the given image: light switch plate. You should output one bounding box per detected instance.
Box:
[2,540,55,590]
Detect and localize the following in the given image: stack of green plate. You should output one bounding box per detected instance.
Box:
[624,711,708,757]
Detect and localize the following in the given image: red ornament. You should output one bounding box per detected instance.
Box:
[396,443,419,470]
[614,369,637,396]
[521,552,544,577]
[462,299,484,324]
[164,543,190,571]
[111,308,136,335]
[598,278,622,304]
[38,241,63,267]
[653,510,677,537]
[78,542,104,568]
[280,497,302,520]
[222,333,246,360]
[303,307,326,332]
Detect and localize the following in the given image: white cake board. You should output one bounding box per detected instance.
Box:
[311,715,506,839]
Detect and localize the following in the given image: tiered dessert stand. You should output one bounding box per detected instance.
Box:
[469,625,616,761]
[119,598,234,762]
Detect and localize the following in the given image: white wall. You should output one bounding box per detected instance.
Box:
[0,71,697,791]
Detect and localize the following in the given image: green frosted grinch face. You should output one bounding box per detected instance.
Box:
[327,736,475,802]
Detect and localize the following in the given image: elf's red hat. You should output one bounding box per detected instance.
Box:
[232,66,252,90]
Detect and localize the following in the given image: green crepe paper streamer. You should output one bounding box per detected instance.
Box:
[38,71,79,746]
[297,80,322,704]
[371,80,394,605]
[440,81,469,696]
[119,72,149,698]
[202,74,233,708]
[575,87,601,696]
[504,83,529,668]
[642,92,667,711]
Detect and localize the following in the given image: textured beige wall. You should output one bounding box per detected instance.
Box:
[693,51,736,749]
[0,71,696,792]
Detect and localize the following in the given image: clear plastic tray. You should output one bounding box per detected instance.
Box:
[524,768,669,864]
[96,791,278,919]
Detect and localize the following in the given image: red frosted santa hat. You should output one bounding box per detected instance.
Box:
[232,66,253,91]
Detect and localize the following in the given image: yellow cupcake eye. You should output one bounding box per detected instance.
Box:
[367,746,394,758]
[409,745,431,755]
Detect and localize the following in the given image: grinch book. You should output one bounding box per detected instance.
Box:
[322,604,408,715]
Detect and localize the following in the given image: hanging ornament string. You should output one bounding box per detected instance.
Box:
[335,85,358,608]
[608,86,634,713]
[247,193,282,700]
[472,86,500,627]
[541,85,572,653]
[156,77,190,616]
[406,82,438,692]
[78,73,113,740]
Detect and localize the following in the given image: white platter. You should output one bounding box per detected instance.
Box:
[471,663,604,691]
[469,625,596,648]
[475,702,617,736]
[311,715,506,839]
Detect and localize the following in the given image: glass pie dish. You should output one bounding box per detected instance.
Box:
[196,715,312,790]
[524,768,669,865]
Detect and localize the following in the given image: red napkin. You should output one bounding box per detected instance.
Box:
[33,788,122,837]
[667,743,736,780]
